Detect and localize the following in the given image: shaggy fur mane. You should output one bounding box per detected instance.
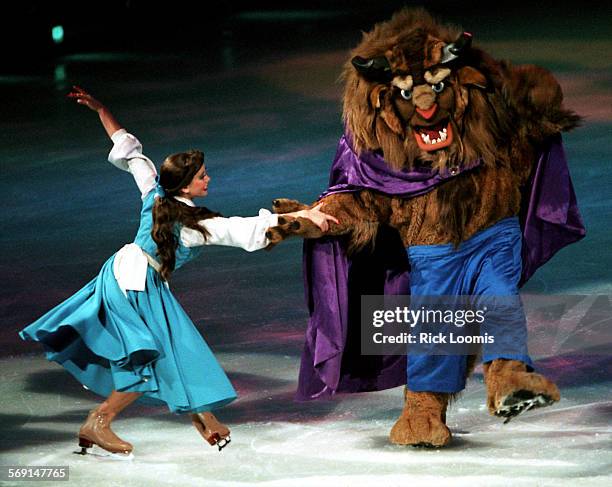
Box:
[341,7,579,173]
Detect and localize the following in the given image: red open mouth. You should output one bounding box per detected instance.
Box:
[413,120,453,152]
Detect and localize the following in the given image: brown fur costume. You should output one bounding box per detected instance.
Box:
[267,8,577,447]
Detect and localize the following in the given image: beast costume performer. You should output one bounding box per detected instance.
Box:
[266,8,585,447]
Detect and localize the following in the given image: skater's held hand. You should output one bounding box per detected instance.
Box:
[67,85,105,112]
[298,203,340,232]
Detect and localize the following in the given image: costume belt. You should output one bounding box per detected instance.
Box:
[142,250,161,273]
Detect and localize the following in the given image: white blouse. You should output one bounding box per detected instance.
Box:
[108,129,278,291]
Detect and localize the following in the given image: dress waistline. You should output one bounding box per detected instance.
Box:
[142,250,161,273]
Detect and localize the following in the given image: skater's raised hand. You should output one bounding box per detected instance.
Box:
[68,86,122,138]
[67,86,105,112]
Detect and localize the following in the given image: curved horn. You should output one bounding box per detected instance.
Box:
[440,32,473,64]
[351,56,392,82]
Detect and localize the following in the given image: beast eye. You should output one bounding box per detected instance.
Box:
[400,89,412,100]
[431,81,445,93]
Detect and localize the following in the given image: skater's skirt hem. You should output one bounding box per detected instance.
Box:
[41,344,238,413]
[20,255,237,414]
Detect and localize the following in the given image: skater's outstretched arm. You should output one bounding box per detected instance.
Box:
[67,85,122,139]
[67,86,157,197]
[180,203,338,251]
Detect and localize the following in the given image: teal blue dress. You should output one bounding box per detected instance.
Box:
[20,186,237,413]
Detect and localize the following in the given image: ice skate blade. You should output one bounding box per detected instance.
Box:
[410,442,446,449]
[73,444,134,461]
[496,390,555,424]
[216,435,231,451]
[390,437,448,448]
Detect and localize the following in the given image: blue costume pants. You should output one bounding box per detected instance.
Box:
[406,217,533,393]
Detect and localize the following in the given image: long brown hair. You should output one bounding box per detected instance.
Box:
[152,150,220,280]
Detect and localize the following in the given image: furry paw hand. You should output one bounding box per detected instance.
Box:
[271,198,309,214]
[265,216,302,247]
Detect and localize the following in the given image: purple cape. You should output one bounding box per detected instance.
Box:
[296,133,586,401]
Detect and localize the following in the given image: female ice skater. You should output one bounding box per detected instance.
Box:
[20,87,337,458]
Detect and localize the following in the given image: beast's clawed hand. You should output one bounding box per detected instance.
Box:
[265,197,342,249]
[265,213,331,249]
[265,216,303,249]
[272,198,309,214]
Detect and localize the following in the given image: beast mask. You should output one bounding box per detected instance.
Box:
[342,9,514,172]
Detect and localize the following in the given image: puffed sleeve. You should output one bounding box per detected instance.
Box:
[180,209,279,251]
[108,129,157,198]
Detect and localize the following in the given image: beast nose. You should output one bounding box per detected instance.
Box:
[416,104,438,120]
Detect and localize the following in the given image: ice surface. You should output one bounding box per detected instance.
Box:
[1,353,610,487]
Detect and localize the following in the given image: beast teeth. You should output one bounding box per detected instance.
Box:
[420,128,448,145]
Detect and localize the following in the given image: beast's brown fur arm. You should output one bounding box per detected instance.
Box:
[496,62,581,185]
[502,63,581,141]
[266,190,392,252]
